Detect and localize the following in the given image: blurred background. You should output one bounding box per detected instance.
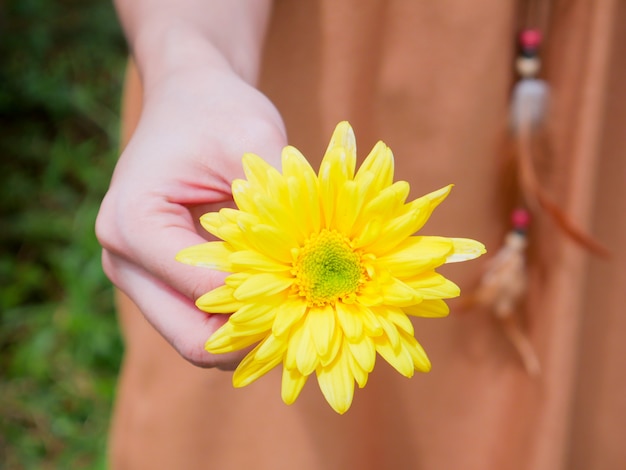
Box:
[0,0,127,467]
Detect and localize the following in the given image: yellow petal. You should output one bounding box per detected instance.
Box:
[230,250,292,272]
[400,331,432,372]
[205,323,265,354]
[376,306,415,336]
[231,179,256,214]
[367,185,453,254]
[319,320,343,367]
[347,349,369,388]
[195,285,242,313]
[247,192,300,240]
[335,302,364,341]
[283,146,321,236]
[294,321,319,376]
[324,121,357,163]
[316,346,355,415]
[255,333,288,362]
[380,277,421,307]
[334,179,360,234]
[281,366,308,405]
[233,346,283,387]
[176,241,234,271]
[286,174,321,240]
[377,314,401,352]
[376,236,453,277]
[244,224,295,264]
[446,238,487,263]
[355,141,394,196]
[362,181,410,220]
[403,299,450,318]
[245,153,290,205]
[224,272,249,288]
[282,145,316,179]
[233,273,293,300]
[352,216,383,248]
[271,299,308,337]
[307,305,336,360]
[406,272,460,299]
[229,302,275,331]
[346,336,376,373]
[373,335,415,378]
[355,304,384,336]
[319,147,347,228]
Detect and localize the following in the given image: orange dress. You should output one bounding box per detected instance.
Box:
[109,1,626,469]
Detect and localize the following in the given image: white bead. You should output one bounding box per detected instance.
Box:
[516,56,541,78]
[510,78,549,130]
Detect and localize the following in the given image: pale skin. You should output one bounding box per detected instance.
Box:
[95,0,284,368]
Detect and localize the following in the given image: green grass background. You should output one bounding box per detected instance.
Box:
[0,0,127,467]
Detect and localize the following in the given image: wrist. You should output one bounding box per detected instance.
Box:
[132,23,235,92]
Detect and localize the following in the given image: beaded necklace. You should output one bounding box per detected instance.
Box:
[469,0,608,376]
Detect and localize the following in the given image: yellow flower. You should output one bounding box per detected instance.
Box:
[177,122,485,414]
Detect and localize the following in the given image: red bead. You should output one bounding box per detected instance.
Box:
[511,208,531,229]
[520,29,542,49]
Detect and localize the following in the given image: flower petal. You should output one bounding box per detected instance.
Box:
[196,285,243,313]
[377,313,401,352]
[233,273,293,300]
[376,236,453,277]
[283,146,321,236]
[293,320,319,376]
[446,238,487,263]
[229,302,276,332]
[355,141,394,198]
[376,306,415,336]
[380,277,421,307]
[335,301,364,341]
[272,300,308,337]
[243,153,291,207]
[230,250,292,272]
[307,305,336,360]
[255,333,288,362]
[365,185,453,254]
[281,366,309,405]
[316,345,355,415]
[205,323,266,354]
[373,335,415,378]
[233,345,283,387]
[400,330,431,372]
[324,121,357,165]
[346,335,376,373]
[347,347,369,388]
[243,223,296,264]
[353,181,410,240]
[403,299,450,318]
[405,272,460,299]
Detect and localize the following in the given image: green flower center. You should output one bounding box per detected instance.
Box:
[294,229,363,306]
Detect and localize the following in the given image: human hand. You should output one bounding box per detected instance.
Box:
[96,64,287,369]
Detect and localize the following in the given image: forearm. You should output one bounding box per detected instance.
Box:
[114,0,274,90]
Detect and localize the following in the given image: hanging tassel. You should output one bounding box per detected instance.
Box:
[471,208,541,376]
[468,28,608,376]
[512,29,609,257]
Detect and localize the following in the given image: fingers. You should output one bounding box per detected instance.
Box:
[97,192,248,369]
[95,77,289,369]
[102,249,246,369]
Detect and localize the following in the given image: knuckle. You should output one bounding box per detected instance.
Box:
[95,190,143,259]
[100,250,120,286]
[95,192,119,252]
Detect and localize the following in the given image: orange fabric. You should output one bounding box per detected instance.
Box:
[108,1,626,469]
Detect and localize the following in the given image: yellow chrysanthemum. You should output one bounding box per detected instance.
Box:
[177,122,485,414]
